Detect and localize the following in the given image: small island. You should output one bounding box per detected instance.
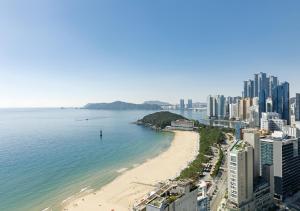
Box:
[136,111,194,130]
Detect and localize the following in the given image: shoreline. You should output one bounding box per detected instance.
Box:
[62,130,199,211]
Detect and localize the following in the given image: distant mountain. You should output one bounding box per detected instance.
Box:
[137,111,188,129]
[143,101,172,106]
[83,101,162,110]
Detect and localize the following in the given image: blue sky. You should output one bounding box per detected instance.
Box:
[0,0,300,107]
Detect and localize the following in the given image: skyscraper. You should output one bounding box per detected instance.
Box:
[207,95,226,119]
[266,97,273,112]
[207,95,214,118]
[229,103,239,120]
[216,95,226,118]
[227,134,274,210]
[228,141,254,210]
[249,80,254,98]
[254,74,259,97]
[243,81,248,98]
[272,82,290,124]
[296,93,300,121]
[243,129,260,179]
[238,98,252,120]
[243,73,290,126]
[249,105,259,128]
[269,76,278,97]
[258,72,268,115]
[243,80,254,98]
[260,134,300,201]
[187,99,193,109]
[180,99,185,110]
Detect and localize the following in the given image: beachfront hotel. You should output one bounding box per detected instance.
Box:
[166,119,194,131]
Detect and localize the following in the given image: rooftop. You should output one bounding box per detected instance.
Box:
[134,179,196,210]
[260,132,298,144]
[231,140,250,152]
[149,196,165,208]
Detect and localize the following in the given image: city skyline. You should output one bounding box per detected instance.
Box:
[1,1,300,107]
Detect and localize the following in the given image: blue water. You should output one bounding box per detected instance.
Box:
[0,109,206,211]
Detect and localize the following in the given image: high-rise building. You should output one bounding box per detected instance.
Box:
[260,133,300,201]
[249,80,254,98]
[238,98,252,120]
[242,73,288,126]
[235,122,243,141]
[229,103,239,120]
[258,72,268,116]
[239,99,246,120]
[243,81,248,98]
[228,140,254,210]
[249,105,259,128]
[296,93,300,121]
[261,164,275,196]
[254,74,259,97]
[187,99,193,109]
[272,82,290,124]
[269,76,279,97]
[227,131,274,210]
[243,129,261,179]
[291,114,296,127]
[252,97,259,106]
[207,95,213,117]
[216,95,226,119]
[260,112,287,132]
[180,99,185,110]
[245,98,253,120]
[207,95,226,119]
[266,97,273,112]
[243,80,254,98]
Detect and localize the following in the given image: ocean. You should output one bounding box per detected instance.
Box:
[0,108,206,211]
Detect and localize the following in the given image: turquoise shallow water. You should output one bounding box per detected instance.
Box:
[0,109,206,211]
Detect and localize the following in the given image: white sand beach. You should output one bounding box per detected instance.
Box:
[63,130,199,211]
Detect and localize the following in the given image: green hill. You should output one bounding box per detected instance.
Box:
[137,111,188,129]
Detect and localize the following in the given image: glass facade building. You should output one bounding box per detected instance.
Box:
[272,82,290,124]
[242,73,288,126]
[296,93,300,121]
[260,137,300,201]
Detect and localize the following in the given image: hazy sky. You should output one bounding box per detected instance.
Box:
[0,0,300,107]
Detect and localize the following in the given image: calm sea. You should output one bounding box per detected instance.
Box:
[0,108,206,211]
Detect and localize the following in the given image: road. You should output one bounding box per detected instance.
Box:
[210,141,229,211]
[210,172,227,211]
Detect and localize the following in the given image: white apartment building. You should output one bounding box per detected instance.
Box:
[228,140,254,210]
[282,125,300,138]
[229,103,239,120]
[249,105,259,128]
[260,112,287,132]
